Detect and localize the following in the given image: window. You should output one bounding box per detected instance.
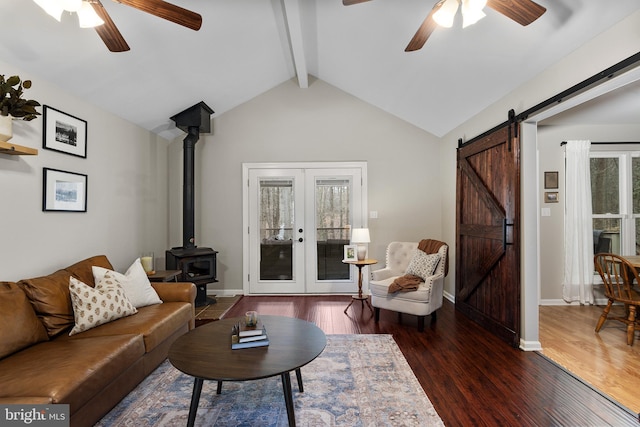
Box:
[590,151,640,255]
[315,179,351,242]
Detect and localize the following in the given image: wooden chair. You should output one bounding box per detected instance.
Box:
[594,253,640,345]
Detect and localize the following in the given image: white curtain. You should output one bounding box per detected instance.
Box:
[563,140,594,304]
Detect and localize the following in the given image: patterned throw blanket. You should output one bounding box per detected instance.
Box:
[387,239,449,293]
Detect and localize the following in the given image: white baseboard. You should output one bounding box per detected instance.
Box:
[206,288,244,297]
[520,338,542,351]
[539,298,608,306]
[444,290,455,303]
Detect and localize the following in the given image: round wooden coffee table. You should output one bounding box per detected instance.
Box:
[168,315,326,427]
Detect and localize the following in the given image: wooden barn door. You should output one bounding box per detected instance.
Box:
[456,124,521,347]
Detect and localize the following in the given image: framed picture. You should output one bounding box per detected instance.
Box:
[43,168,87,212]
[544,192,559,203]
[343,244,358,262]
[544,171,558,189]
[43,105,87,158]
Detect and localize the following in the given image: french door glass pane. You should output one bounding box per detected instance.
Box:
[315,179,350,280]
[259,179,293,280]
[590,157,619,214]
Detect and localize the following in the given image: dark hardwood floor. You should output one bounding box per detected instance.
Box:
[218,295,639,426]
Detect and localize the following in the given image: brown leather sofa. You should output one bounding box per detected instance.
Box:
[0,255,196,427]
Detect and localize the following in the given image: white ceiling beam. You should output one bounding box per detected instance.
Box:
[282,0,308,88]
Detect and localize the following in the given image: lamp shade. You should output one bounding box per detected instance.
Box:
[78,1,104,28]
[433,0,458,28]
[351,228,370,243]
[61,0,82,12]
[351,228,370,260]
[461,0,486,28]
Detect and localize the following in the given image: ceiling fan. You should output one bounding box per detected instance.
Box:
[342,0,546,52]
[34,0,202,52]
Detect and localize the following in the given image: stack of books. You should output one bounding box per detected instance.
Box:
[231,320,269,349]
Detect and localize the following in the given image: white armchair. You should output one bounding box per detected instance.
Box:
[369,241,448,331]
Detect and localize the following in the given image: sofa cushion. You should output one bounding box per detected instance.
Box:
[0,282,49,359]
[17,269,76,338]
[370,277,432,303]
[0,333,145,411]
[69,274,137,336]
[405,251,440,281]
[17,255,114,338]
[64,255,113,287]
[92,258,162,308]
[60,302,193,353]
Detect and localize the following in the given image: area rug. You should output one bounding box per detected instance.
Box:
[195,295,242,321]
[95,334,444,426]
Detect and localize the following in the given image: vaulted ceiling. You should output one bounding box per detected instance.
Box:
[1,1,639,140]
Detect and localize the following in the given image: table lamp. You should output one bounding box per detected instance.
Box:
[351,228,370,260]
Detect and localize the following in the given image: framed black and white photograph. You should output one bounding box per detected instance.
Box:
[43,105,87,158]
[43,168,87,212]
[343,244,358,262]
[544,171,558,189]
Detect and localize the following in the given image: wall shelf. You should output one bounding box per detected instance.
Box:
[0,141,38,155]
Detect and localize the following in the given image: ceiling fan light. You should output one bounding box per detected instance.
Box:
[33,0,64,21]
[461,0,486,28]
[433,0,459,28]
[60,0,82,12]
[78,1,104,28]
[466,0,487,11]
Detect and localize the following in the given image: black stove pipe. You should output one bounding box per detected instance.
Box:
[170,101,213,251]
[182,126,200,249]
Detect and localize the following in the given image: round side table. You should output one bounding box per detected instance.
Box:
[342,259,377,314]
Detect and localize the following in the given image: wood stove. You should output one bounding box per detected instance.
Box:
[166,247,217,306]
[167,102,217,307]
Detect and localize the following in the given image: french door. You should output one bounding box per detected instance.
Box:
[243,162,367,294]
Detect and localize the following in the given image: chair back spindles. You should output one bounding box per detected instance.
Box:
[594,253,638,302]
[594,253,640,345]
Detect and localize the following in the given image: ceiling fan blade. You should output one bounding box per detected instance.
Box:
[404,1,443,52]
[116,0,202,31]
[91,0,130,52]
[343,0,373,5]
[486,0,546,26]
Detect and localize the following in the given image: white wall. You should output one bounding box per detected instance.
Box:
[537,124,640,302]
[0,60,171,281]
[168,78,444,294]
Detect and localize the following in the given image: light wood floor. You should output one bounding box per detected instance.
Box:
[539,304,640,413]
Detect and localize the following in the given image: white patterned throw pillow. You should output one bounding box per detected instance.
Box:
[405,250,440,281]
[69,272,137,336]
